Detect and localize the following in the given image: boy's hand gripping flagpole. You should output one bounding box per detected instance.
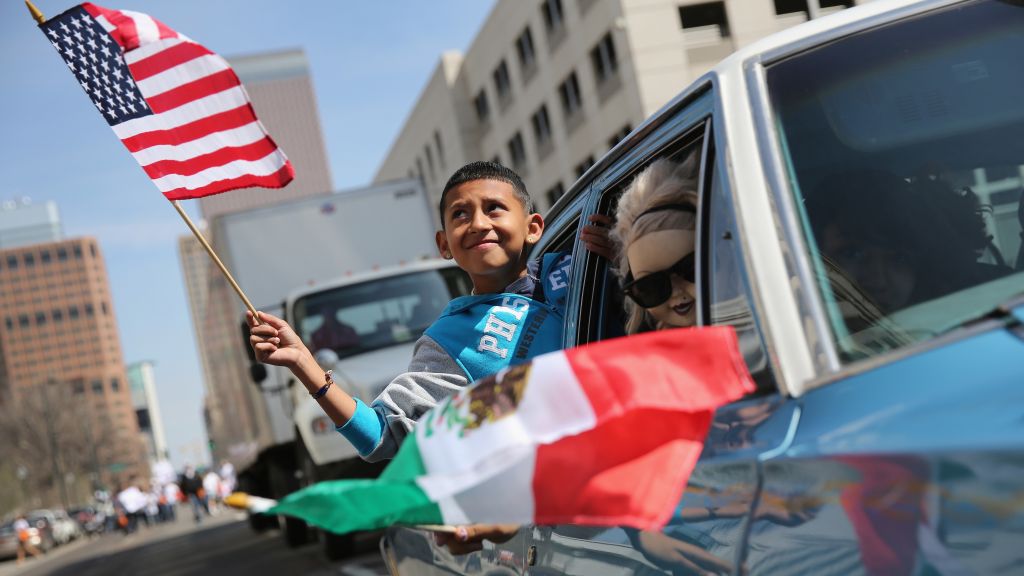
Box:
[27,0,296,320]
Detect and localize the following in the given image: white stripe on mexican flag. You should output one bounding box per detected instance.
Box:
[271,327,754,533]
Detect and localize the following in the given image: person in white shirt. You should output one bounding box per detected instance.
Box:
[202,470,222,514]
[14,515,43,564]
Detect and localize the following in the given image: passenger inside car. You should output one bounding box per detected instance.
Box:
[611,156,700,334]
[805,170,1012,339]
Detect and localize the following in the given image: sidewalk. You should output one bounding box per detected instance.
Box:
[0,509,243,576]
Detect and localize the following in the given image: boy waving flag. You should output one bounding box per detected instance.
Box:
[35,2,294,199]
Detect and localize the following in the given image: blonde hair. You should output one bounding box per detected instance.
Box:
[611,156,699,333]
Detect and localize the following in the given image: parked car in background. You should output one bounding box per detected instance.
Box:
[67,505,105,536]
[382,0,1024,574]
[0,521,20,560]
[28,509,80,546]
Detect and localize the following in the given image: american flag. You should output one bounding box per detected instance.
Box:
[39,3,294,200]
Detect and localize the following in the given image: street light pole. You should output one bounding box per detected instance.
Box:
[41,379,71,509]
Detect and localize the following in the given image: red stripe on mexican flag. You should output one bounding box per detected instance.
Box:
[271,327,754,533]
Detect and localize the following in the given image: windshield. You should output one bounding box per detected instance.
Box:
[767,0,1024,362]
[293,266,471,360]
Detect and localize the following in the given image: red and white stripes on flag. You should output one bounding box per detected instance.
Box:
[40,3,294,200]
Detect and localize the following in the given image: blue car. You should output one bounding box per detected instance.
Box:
[382,0,1024,573]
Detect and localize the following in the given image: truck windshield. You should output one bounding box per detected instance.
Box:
[767,0,1024,362]
[293,267,471,360]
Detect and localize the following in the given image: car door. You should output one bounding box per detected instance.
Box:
[527,88,802,576]
[743,2,1024,573]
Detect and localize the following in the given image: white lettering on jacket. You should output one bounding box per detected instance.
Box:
[476,297,530,359]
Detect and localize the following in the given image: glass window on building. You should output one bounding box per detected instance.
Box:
[434,130,446,170]
[516,26,537,77]
[493,59,513,105]
[52,309,63,322]
[73,245,83,259]
[57,247,68,261]
[40,251,51,264]
[546,181,566,208]
[679,2,731,37]
[69,306,80,320]
[35,312,46,326]
[508,131,528,173]
[18,314,29,328]
[607,124,633,149]
[590,32,619,85]
[541,0,565,36]
[575,155,596,178]
[474,89,490,123]
[92,380,104,394]
[6,256,17,270]
[111,377,120,392]
[85,303,94,316]
[532,104,553,149]
[558,71,584,120]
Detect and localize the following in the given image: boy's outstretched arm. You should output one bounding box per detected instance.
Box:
[581,213,614,260]
[248,310,358,428]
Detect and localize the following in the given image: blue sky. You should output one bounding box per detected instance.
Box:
[2,0,495,469]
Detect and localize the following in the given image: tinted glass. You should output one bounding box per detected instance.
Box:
[706,151,773,389]
[768,0,1024,361]
[293,267,472,360]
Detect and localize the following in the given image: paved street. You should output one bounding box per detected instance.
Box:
[0,513,388,576]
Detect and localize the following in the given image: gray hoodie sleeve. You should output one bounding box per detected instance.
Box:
[362,335,468,462]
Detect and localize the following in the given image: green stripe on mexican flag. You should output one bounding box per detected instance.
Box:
[271,326,754,533]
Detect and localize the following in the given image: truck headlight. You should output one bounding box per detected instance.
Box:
[311,416,334,435]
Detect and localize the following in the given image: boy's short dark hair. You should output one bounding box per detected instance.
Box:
[438,161,534,227]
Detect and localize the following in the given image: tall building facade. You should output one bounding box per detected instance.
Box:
[126,361,169,463]
[0,237,147,500]
[180,48,334,469]
[198,49,334,220]
[374,0,861,215]
[0,199,63,249]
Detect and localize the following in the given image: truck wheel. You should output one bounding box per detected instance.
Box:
[283,515,313,547]
[248,512,278,532]
[323,531,355,560]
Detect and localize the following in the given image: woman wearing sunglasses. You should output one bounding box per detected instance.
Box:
[611,156,700,334]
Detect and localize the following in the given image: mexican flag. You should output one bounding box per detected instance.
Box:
[271,327,754,533]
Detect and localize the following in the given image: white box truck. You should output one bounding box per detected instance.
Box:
[205,178,470,557]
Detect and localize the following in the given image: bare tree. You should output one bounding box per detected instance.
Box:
[0,381,123,511]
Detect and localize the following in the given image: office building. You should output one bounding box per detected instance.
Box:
[0,237,148,499]
[0,199,63,249]
[198,49,335,220]
[126,360,169,463]
[374,0,861,214]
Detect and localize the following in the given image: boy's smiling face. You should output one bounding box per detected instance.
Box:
[436,179,543,294]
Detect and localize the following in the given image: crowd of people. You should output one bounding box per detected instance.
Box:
[98,459,238,536]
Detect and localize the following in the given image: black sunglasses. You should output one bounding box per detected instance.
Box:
[623,252,696,308]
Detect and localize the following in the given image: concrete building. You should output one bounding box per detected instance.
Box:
[198,49,335,220]
[0,199,63,249]
[125,361,169,464]
[374,0,860,215]
[0,237,148,496]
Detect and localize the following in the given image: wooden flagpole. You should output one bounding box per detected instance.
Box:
[26,0,261,321]
[172,201,261,319]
